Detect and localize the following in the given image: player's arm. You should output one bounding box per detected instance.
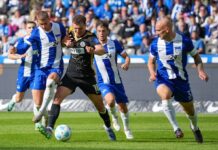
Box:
[192,53,209,82]
[147,54,157,82]
[8,40,27,60]
[120,52,130,71]
[86,35,106,55]
[86,43,106,55]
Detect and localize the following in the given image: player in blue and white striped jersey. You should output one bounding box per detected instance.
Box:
[7,21,38,112]
[94,21,133,139]
[19,11,67,126]
[147,16,208,143]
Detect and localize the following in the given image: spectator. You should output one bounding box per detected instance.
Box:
[191,31,205,54]
[100,3,113,21]
[132,5,146,26]
[90,0,104,18]
[10,9,25,30]
[189,14,201,36]
[139,35,150,55]
[0,15,10,37]
[175,17,190,37]
[119,17,139,45]
[67,7,76,27]
[131,23,150,48]
[53,0,66,18]
[171,0,183,22]
[109,16,122,40]
[144,1,154,24]
[155,0,169,16]
[108,0,126,12]
[119,6,128,23]
[0,35,10,56]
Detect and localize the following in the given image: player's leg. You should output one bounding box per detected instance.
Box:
[117,103,134,139]
[8,76,30,111]
[32,89,44,128]
[180,101,203,143]
[175,79,203,143]
[114,84,133,139]
[88,94,116,141]
[80,77,116,140]
[7,92,25,111]
[33,71,60,122]
[157,84,183,138]
[37,85,72,139]
[102,88,120,131]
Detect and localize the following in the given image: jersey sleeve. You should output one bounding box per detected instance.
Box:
[58,22,66,40]
[19,28,38,53]
[149,39,157,57]
[183,37,197,56]
[90,35,100,46]
[15,38,28,54]
[114,40,125,54]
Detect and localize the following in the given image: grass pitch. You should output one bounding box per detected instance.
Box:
[0,112,217,150]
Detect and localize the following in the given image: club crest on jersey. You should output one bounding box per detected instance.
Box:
[80,41,86,47]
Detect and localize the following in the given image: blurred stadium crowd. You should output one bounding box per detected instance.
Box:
[0,0,218,56]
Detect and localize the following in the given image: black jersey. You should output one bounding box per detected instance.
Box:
[66,31,100,78]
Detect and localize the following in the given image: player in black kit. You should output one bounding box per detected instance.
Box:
[37,15,116,141]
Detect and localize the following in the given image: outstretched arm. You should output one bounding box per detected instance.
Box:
[147,54,157,82]
[120,52,130,71]
[8,46,26,60]
[193,53,209,82]
[86,44,106,55]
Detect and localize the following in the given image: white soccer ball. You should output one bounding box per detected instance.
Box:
[55,124,72,142]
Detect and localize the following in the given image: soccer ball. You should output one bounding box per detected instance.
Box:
[54,124,72,142]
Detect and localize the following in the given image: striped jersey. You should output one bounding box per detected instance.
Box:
[15,36,38,77]
[94,39,125,84]
[24,22,66,69]
[149,33,197,80]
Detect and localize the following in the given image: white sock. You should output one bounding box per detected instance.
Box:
[11,94,17,103]
[39,79,56,114]
[162,99,179,131]
[33,103,40,117]
[120,112,129,131]
[187,112,198,131]
[107,105,118,120]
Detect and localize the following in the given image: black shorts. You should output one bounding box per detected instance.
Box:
[60,74,101,95]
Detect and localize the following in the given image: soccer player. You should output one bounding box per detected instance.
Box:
[7,21,37,111]
[6,21,47,128]
[37,15,116,141]
[147,16,208,143]
[18,11,67,128]
[95,21,133,140]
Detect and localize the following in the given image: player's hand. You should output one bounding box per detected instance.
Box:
[64,38,72,47]
[18,53,27,59]
[86,46,95,54]
[149,73,157,82]
[199,71,209,82]
[121,63,129,71]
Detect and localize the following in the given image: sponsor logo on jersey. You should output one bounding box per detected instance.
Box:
[70,48,85,54]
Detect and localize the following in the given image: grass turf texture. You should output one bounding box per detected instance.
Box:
[0,112,217,150]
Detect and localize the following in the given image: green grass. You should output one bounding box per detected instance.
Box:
[0,112,217,150]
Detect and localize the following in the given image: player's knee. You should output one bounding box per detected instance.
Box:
[46,79,56,88]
